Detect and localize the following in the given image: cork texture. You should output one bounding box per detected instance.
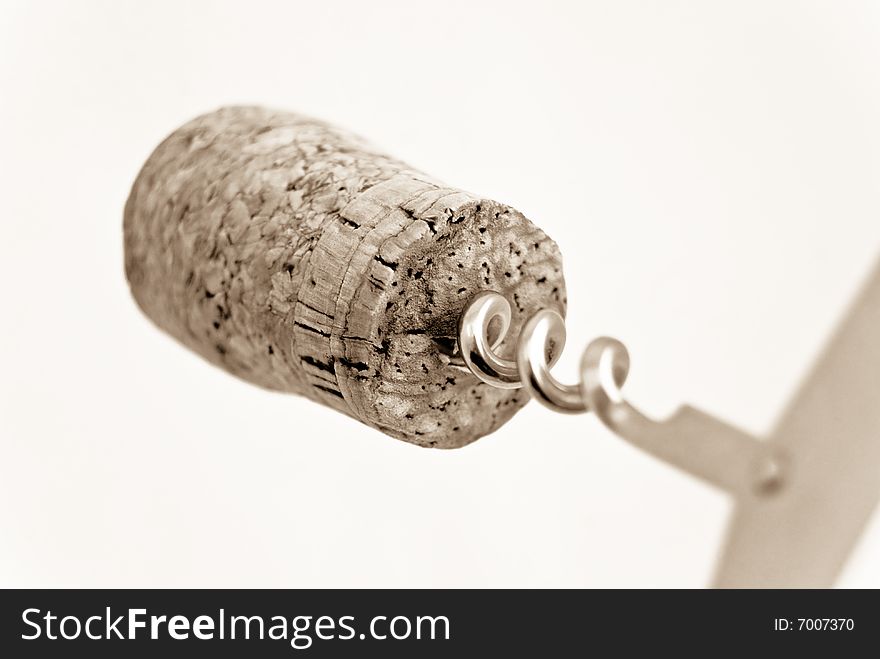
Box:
[124,107,566,447]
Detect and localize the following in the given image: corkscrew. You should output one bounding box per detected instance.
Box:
[457,265,880,587]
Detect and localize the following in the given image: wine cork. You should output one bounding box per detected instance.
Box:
[124,107,566,447]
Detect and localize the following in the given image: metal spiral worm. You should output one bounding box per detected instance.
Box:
[457,291,630,414]
[458,291,792,505]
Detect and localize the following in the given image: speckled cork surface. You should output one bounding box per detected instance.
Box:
[124,107,566,447]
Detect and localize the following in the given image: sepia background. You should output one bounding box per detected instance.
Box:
[2,0,878,587]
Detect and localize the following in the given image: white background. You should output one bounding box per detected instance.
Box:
[2,0,878,587]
